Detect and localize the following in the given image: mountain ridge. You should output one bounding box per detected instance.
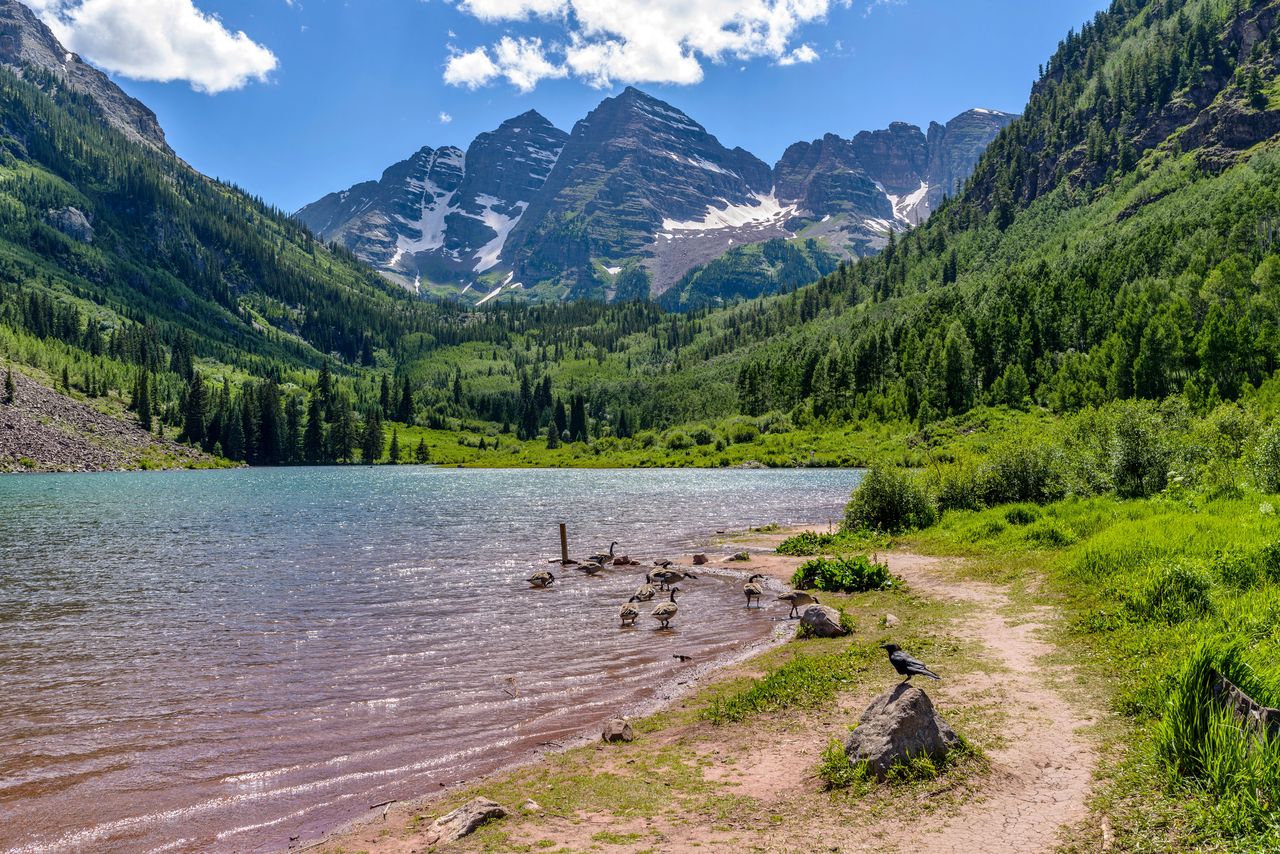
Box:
[296,88,1016,303]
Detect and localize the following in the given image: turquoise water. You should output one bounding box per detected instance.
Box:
[0,466,862,853]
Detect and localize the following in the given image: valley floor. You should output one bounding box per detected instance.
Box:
[314,528,1104,854]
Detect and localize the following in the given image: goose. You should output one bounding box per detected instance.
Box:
[743,574,766,608]
[619,596,642,627]
[778,590,818,619]
[578,561,606,576]
[633,574,658,601]
[527,571,555,589]
[651,587,680,629]
[589,542,620,563]
[652,568,698,590]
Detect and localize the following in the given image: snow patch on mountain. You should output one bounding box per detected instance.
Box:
[471,194,528,272]
[662,192,797,232]
[887,180,930,225]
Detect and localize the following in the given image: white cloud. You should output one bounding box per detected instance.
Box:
[439,111,453,123]
[445,36,565,92]
[29,0,277,94]
[444,0,832,91]
[777,43,818,65]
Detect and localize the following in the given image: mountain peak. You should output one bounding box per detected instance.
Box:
[0,0,169,152]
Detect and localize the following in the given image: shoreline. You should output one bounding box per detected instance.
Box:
[304,523,818,854]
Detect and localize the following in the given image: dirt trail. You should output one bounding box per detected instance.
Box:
[318,542,1099,854]
[842,552,1099,854]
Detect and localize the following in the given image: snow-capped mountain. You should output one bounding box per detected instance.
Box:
[296,89,1015,301]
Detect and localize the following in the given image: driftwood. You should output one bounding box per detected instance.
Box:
[1209,668,1280,740]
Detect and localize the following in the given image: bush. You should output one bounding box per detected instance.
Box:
[777,530,835,556]
[844,466,938,533]
[724,419,761,444]
[1126,563,1214,624]
[1253,422,1280,493]
[1109,401,1172,498]
[756,410,795,435]
[976,440,1068,506]
[791,555,894,593]
[664,431,694,451]
[1210,549,1259,590]
[1024,520,1076,547]
[689,424,715,446]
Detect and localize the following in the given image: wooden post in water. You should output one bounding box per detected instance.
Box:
[559,522,569,565]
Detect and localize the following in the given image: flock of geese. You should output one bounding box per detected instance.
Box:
[525,541,823,631]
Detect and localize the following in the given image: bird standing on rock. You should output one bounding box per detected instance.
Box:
[881,643,941,682]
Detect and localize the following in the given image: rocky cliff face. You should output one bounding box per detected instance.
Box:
[298,91,1016,301]
[296,112,566,291]
[0,0,169,152]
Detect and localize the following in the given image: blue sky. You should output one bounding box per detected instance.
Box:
[30,0,1110,211]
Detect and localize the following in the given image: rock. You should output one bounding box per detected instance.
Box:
[884,613,900,628]
[519,799,542,813]
[728,551,750,562]
[44,206,94,243]
[844,685,959,780]
[601,717,634,743]
[424,797,507,845]
[799,604,850,638]
[692,553,709,565]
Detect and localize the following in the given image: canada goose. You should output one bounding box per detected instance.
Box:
[620,596,642,626]
[634,574,658,601]
[589,542,620,563]
[744,574,765,608]
[527,571,555,589]
[652,568,698,590]
[579,562,606,576]
[651,587,680,629]
[778,590,818,619]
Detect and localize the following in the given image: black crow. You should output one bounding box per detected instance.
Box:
[881,643,940,682]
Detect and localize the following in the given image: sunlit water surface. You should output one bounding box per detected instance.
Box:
[0,467,862,853]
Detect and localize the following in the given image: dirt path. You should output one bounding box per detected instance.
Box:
[317,540,1100,854]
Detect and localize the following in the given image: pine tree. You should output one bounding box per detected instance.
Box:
[136,370,153,431]
[360,410,383,464]
[453,370,464,405]
[414,437,430,464]
[284,395,303,464]
[379,375,391,417]
[329,403,356,463]
[546,421,560,449]
[303,394,326,464]
[181,372,207,445]
[3,361,14,404]
[397,375,414,423]
[388,428,400,464]
[60,365,69,393]
[317,360,333,416]
[569,395,588,443]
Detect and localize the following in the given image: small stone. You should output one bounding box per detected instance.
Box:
[884,613,900,628]
[728,551,750,561]
[692,553,709,565]
[520,799,542,813]
[602,717,634,742]
[799,604,850,638]
[423,797,507,845]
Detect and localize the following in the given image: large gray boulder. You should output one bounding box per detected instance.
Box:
[799,604,850,638]
[844,685,958,780]
[602,717,635,742]
[424,797,507,845]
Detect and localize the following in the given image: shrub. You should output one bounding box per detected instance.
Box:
[1257,541,1280,584]
[756,410,795,434]
[844,467,938,533]
[1254,422,1280,493]
[777,530,835,556]
[724,419,761,444]
[791,555,894,593]
[1210,549,1259,590]
[976,440,1068,505]
[664,431,694,451]
[689,425,715,446]
[1126,563,1214,624]
[1109,401,1172,498]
